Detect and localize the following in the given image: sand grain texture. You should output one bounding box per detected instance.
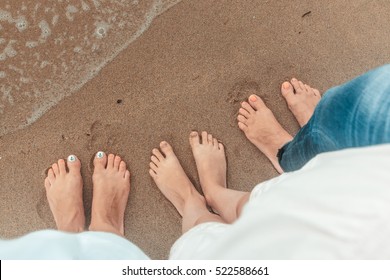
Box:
[1,0,390,259]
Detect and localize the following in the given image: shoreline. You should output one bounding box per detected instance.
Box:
[0,0,183,137]
[1,0,389,259]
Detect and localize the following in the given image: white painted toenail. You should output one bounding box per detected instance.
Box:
[67,155,76,162]
[96,151,104,158]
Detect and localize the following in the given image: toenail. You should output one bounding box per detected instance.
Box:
[190,131,198,136]
[249,95,257,102]
[161,141,167,147]
[67,155,77,162]
[96,151,104,158]
[291,78,297,82]
[283,82,290,89]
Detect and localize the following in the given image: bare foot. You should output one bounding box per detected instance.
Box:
[281,78,321,127]
[149,141,223,232]
[189,131,227,207]
[189,131,250,223]
[44,155,85,232]
[189,131,226,193]
[237,94,293,173]
[89,152,130,236]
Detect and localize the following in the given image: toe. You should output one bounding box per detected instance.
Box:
[304,84,313,94]
[67,155,81,174]
[48,168,55,182]
[119,161,127,172]
[313,88,321,97]
[237,114,247,124]
[248,94,266,111]
[238,108,250,118]
[218,142,225,150]
[125,170,131,180]
[238,121,248,131]
[207,133,213,144]
[241,102,255,114]
[149,168,157,178]
[44,177,51,189]
[58,159,66,174]
[107,154,115,168]
[52,163,60,176]
[189,131,200,148]
[281,82,295,101]
[160,141,174,157]
[298,81,306,92]
[149,162,158,172]
[291,78,302,92]
[94,151,107,170]
[151,155,160,166]
[213,138,219,147]
[201,131,208,144]
[152,148,164,161]
[114,155,121,169]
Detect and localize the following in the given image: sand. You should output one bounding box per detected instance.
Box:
[1,0,390,259]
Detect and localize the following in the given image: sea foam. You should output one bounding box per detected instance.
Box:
[0,0,182,136]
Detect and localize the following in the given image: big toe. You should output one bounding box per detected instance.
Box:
[248,94,266,111]
[93,151,107,170]
[160,141,174,157]
[189,131,200,149]
[67,155,81,173]
[281,82,294,101]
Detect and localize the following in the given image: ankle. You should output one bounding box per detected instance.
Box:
[187,188,206,204]
[56,214,85,233]
[264,133,292,157]
[182,190,207,213]
[57,223,84,233]
[203,189,222,210]
[89,220,123,236]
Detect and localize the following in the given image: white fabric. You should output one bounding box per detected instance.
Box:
[170,144,390,259]
[0,230,149,260]
[2,145,390,260]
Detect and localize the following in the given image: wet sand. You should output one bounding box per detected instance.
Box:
[1,0,390,259]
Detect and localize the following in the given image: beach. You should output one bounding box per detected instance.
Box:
[1,0,389,259]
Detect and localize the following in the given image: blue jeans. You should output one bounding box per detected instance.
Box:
[278,64,390,172]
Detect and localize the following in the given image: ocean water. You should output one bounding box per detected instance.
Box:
[0,0,182,136]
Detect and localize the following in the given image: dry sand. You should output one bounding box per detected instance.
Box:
[1,0,390,259]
